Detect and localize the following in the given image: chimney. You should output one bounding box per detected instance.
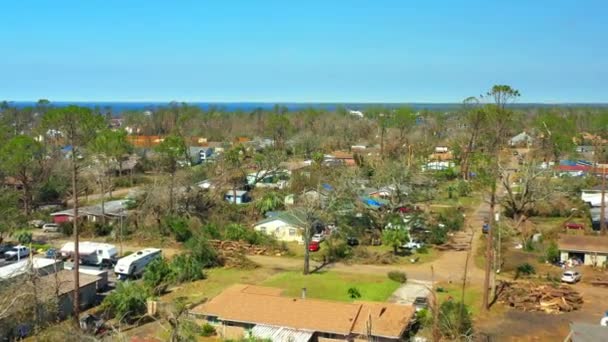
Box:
[301,287,307,299]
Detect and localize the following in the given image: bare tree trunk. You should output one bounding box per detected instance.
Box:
[108,172,113,199]
[483,186,495,311]
[100,176,106,226]
[460,225,475,333]
[23,182,30,216]
[170,170,176,213]
[303,225,310,275]
[380,126,385,160]
[71,153,81,324]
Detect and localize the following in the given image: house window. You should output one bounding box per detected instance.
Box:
[289,228,296,236]
[259,227,266,233]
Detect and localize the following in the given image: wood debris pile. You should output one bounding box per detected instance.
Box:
[497,281,583,314]
[436,231,473,251]
[208,240,270,255]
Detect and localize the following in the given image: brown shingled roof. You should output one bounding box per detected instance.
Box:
[558,234,608,254]
[352,301,415,338]
[190,284,414,338]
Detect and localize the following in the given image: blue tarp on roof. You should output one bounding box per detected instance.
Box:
[560,160,577,166]
[61,145,73,153]
[322,183,334,191]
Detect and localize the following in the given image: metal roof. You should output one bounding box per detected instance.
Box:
[251,324,313,342]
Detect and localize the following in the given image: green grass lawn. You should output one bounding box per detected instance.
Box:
[261,270,400,302]
[435,281,483,316]
[162,267,277,303]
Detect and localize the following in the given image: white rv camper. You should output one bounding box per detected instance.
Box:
[59,241,118,266]
[114,248,161,280]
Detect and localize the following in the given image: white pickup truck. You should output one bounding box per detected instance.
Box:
[4,245,30,260]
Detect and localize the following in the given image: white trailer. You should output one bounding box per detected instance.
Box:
[60,241,118,266]
[581,190,607,207]
[114,248,161,280]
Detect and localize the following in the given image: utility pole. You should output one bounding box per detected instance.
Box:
[601,166,606,235]
[120,210,124,256]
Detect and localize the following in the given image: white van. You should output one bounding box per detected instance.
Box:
[60,242,118,266]
[114,248,161,280]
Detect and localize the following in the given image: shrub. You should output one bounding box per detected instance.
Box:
[60,222,73,236]
[436,168,458,181]
[429,226,448,245]
[143,257,174,295]
[224,224,250,241]
[545,241,560,263]
[416,246,429,254]
[515,263,536,279]
[388,271,408,284]
[201,323,216,337]
[324,238,351,262]
[101,281,149,323]
[93,223,112,236]
[437,208,464,231]
[185,236,220,267]
[415,308,431,327]
[202,223,222,239]
[171,254,205,283]
[14,230,33,245]
[347,287,361,299]
[165,216,192,242]
[456,180,471,197]
[523,239,535,252]
[438,301,473,339]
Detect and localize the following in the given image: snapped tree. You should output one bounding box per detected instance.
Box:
[42,105,104,323]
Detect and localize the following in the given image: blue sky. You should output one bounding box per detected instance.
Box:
[1,0,606,103]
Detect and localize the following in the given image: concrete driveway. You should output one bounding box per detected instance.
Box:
[388,279,432,304]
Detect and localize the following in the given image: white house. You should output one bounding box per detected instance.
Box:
[253,212,307,243]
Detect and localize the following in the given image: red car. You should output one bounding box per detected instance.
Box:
[308,241,320,252]
[565,222,584,230]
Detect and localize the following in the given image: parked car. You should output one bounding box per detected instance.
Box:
[564,222,584,230]
[42,223,60,233]
[311,233,325,243]
[0,243,15,258]
[413,297,429,312]
[4,245,30,260]
[29,220,45,228]
[403,240,423,250]
[308,241,320,252]
[346,237,360,246]
[561,270,582,283]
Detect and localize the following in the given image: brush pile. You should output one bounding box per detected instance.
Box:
[496,281,583,314]
[208,239,269,255]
